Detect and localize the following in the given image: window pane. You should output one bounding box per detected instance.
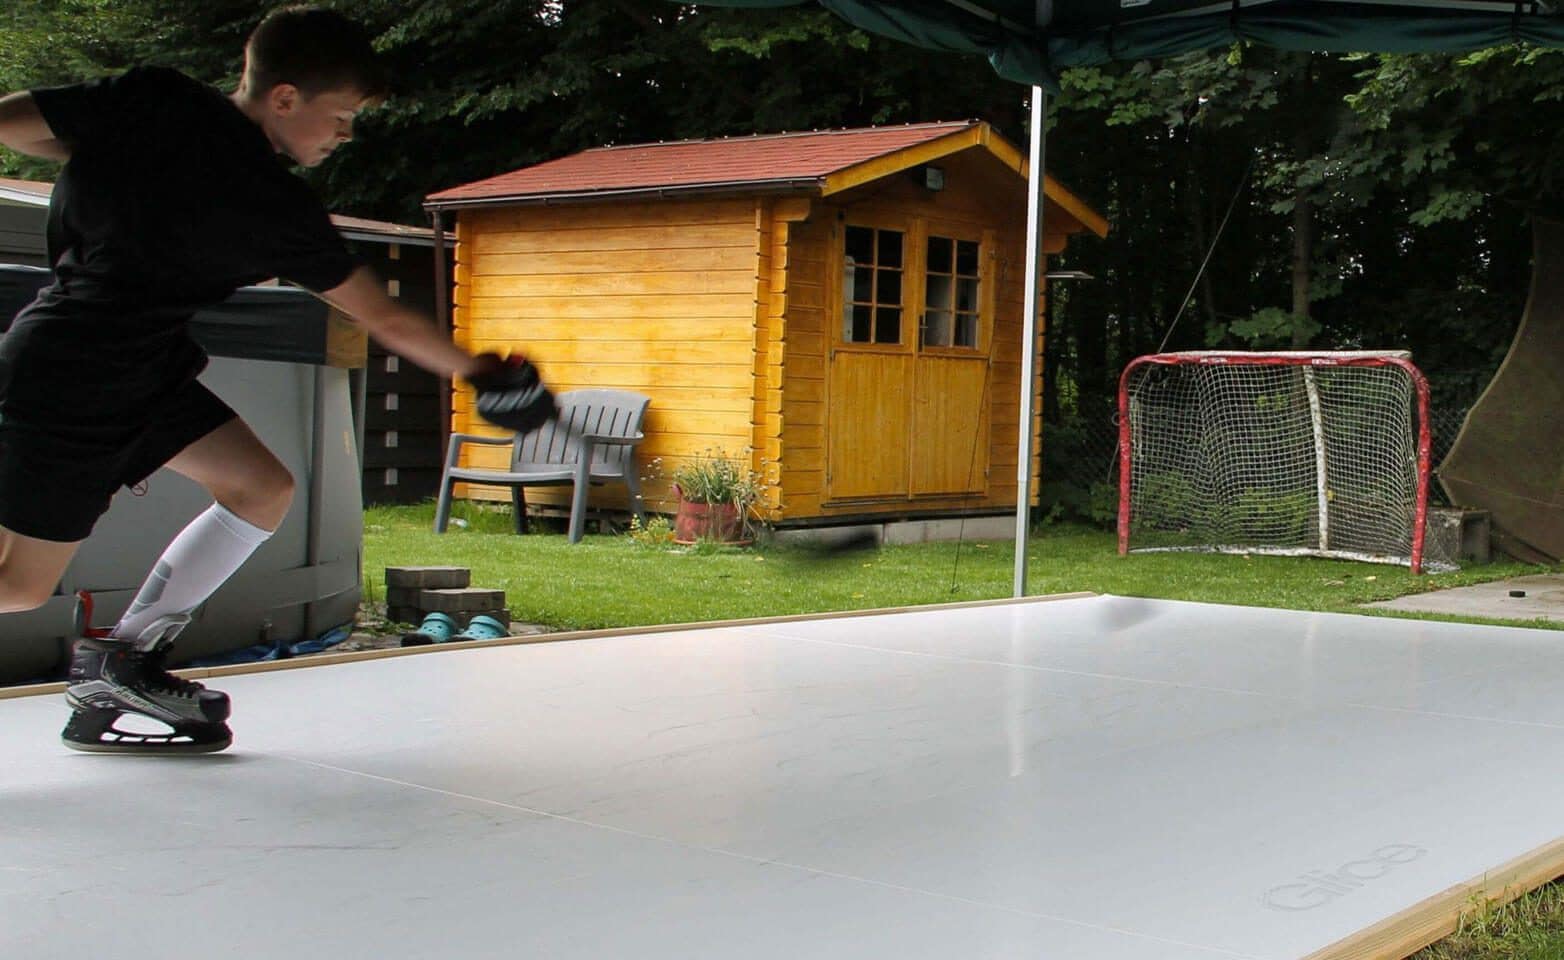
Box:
[926,236,952,274]
[876,268,901,305]
[875,306,901,344]
[956,240,979,275]
[849,304,872,342]
[879,230,903,268]
[955,314,978,348]
[925,274,952,311]
[924,310,953,348]
[846,226,874,263]
[956,277,979,313]
[854,267,875,303]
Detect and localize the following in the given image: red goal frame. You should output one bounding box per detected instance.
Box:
[1116,351,1434,574]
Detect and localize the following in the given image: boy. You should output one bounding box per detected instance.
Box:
[0,7,550,753]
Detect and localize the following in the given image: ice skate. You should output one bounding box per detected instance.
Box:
[61,594,232,754]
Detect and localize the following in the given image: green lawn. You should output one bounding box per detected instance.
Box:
[364,502,1564,959]
[365,502,1559,633]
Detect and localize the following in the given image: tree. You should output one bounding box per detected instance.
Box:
[4,1,1018,219]
[1045,42,1556,419]
[3,2,1554,414]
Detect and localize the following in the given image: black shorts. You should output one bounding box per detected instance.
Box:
[0,311,237,543]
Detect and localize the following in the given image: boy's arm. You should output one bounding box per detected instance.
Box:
[0,92,69,161]
[319,265,485,380]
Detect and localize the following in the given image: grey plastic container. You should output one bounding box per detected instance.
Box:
[0,265,367,683]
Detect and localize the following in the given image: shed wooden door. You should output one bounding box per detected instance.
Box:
[910,356,988,495]
[827,351,913,499]
[827,223,912,500]
[909,227,990,496]
[826,221,991,502]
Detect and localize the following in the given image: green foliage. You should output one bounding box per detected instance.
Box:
[1232,487,1317,543]
[670,450,761,508]
[1047,41,1543,428]
[1037,478,1118,528]
[1410,188,1487,227]
[626,513,674,548]
[1133,472,1199,526]
[3,0,1018,219]
[1038,412,1120,527]
[1411,880,1564,960]
[1346,47,1564,221]
[1227,307,1322,349]
[5,3,1557,533]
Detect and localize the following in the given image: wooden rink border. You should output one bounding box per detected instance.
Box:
[0,591,1096,702]
[1304,835,1564,960]
[4,588,1563,960]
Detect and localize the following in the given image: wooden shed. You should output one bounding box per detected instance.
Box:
[424,120,1107,527]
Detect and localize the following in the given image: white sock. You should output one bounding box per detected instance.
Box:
[111,503,273,647]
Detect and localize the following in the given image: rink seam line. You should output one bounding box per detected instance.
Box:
[765,633,1564,731]
[264,752,1262,960]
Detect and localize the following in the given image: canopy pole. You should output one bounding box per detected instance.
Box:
[1014,86,1048,598]
[430,209,452,465]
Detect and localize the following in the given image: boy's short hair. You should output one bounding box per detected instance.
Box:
[244,6,389,102]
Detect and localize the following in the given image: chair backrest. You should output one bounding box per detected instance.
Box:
[511,389,650,475]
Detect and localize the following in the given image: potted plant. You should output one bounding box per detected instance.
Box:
[669,451,761,545]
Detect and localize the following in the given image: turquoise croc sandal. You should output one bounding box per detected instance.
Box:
[417,611,458,642]
[456,614,507,640]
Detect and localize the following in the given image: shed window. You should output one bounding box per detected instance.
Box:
[923,236,981,349]
[842,226,903,345]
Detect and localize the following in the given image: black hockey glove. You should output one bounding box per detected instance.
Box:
[468,353,558,434]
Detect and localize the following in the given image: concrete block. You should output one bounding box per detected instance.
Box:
[419,588,506,613]
[1424,507,1491,568]
[386,605,423,625]
[385,566,470,589]
[770,516,1017,548]
[384,586,425,607]
[884,516,1016,545]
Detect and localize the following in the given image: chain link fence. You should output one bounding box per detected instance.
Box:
[1038,407,1472,527]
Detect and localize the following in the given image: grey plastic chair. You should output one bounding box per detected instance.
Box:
[434,389,650,543]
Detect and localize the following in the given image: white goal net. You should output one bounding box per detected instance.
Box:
[1117,351,1439,573]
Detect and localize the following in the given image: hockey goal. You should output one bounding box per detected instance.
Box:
[1117,351,1437,573]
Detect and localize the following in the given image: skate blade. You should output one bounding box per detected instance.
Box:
[61,735,232,755]
[62,709,232,755]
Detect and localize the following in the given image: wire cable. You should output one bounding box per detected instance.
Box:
[1157,153,1257,353]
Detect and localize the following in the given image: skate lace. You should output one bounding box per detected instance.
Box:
[125,648,205,699]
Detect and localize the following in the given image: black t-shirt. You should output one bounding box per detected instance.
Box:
[29,66,359,317]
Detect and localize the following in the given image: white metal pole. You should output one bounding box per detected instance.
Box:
[1014,86,1048,598]
[1302,367,1330,550]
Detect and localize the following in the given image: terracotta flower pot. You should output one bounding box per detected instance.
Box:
[672,490,751,545]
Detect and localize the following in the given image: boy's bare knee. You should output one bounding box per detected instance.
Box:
[220,465,293,531]
[267,466,296,514]
[0,534,76,614]
[0,572,55,614]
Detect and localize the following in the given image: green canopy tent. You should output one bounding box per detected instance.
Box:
[681,0,1564,593]
[690,1,1564,89]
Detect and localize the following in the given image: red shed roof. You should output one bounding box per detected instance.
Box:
[427,121,981,206]
[424,120,1108,238]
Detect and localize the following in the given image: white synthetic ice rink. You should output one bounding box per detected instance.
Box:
[5,594,1564,959]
